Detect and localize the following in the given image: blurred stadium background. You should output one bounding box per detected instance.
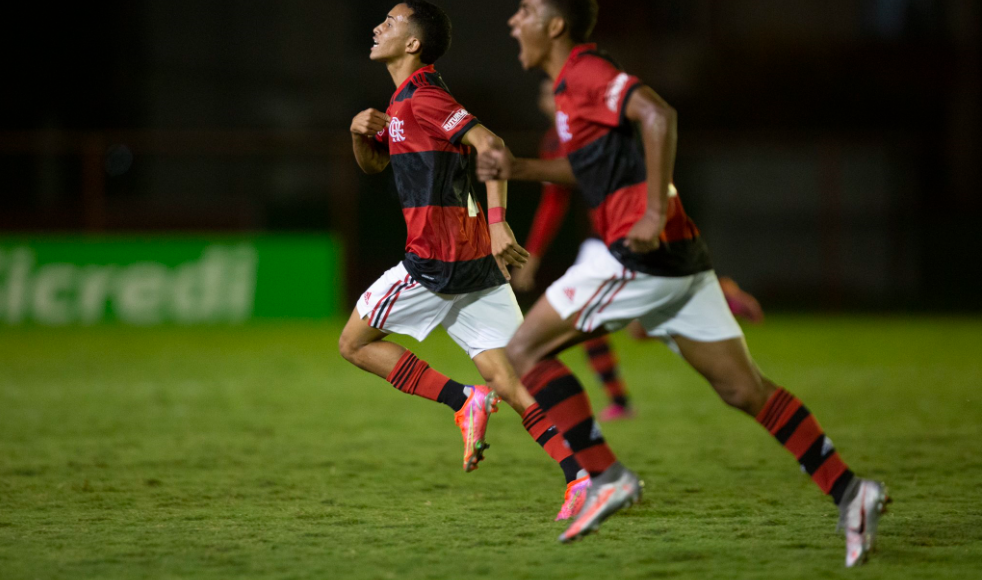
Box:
[3,2,982,578]
[3,0,980,321]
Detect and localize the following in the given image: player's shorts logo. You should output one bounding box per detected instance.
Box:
[364,291,372,304]
[389,117,406,142]
[442,108,469,132]
[564,287,576,301]
[556,112,573,143]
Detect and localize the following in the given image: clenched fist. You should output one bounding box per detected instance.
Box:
[351,108,390,137]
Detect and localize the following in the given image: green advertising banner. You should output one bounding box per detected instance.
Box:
[0,235,343,325]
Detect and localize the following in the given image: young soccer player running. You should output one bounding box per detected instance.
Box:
[514,78,765,422]
[339,0,589,520]
[478,0,889,565]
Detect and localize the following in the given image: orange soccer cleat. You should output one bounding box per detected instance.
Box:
[555,475,591,521]
[453,385,500,472]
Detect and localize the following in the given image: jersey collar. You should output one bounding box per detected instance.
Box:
[553,43,597,93]
[391,64,437,104]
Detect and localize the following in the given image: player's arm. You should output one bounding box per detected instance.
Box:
[476,146,577,186]
[623,85,677,253]
[350,108,391,174]
[461,125,531,279]
[512,184,570,292]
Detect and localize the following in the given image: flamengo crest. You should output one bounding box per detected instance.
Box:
[389,117,406,142]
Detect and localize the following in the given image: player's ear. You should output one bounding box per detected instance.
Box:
[547,14,567,40]
[406,36,422,58]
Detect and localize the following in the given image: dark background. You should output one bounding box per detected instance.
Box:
[2,0,980,311]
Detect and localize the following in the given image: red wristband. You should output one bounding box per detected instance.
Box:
[488,207,506,225]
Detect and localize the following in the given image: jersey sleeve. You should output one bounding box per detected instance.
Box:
[570,55,642,128]
[412,86,480,145]
[525,183,571,257]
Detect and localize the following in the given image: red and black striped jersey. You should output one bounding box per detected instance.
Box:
[375,65,505,294]
[553,44,712,277]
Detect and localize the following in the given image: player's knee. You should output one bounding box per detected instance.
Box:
[505,339,534,377]
[338,332,361,365]
[715,377,768,415]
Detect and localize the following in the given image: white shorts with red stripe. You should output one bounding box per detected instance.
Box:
[546,240,743,352]
[356,262,523,359]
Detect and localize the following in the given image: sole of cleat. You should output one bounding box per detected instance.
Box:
[464,440,489,472]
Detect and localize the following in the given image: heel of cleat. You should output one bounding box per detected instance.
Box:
[486,391,501,413]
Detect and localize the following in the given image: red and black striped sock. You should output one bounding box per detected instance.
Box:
[386,351,468,412]
[521,359,616,478]
[757,387,855,504]
[583,337,629,407]
[522,403,583,484]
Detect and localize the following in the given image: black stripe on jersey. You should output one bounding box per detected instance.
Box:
[402,253,506,294]
[554,79,568,95]
[567,126,647,209]
[448,117,479,145]
[390,151,475,209]
[393,82,419,104]
[608,237,713,278]
[583,49,623,69]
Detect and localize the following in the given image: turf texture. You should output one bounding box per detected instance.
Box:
[1,315,980,579]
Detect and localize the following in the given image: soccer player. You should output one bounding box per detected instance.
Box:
[338,0,589,520]
[513,78,765,422]
[478,0,889,565]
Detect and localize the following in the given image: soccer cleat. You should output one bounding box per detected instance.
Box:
[839,479,891,567]
[719,276,764,324]
[453,385,500,472]
[558,463,642,543]
[555,476,591,521]
[598,403,635,422]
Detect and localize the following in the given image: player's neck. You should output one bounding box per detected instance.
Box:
[543,38,576,80]
[386,55,426,88]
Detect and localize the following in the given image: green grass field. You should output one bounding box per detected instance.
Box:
[2,316,981,579]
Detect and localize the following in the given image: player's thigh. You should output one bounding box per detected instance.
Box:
[356,263,450,342]
[442,284,523,360]
[507,294,603,376]
[339,306,389,353]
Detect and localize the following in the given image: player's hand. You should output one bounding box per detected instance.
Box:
[350,108,390,137]
[510,254,540,292]
[625,212,663,254]
[490,222,530,280]
[477,137,515,182]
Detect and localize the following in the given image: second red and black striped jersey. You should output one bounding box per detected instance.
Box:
[552,44,712,277]
[375,65,505,294]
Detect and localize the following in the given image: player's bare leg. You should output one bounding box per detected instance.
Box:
[507,296,641,541]
[673,334,888,566]
[472,348,534,414]
[338,307,405,377]
[338,307,499,472]
[473,347,589,518]
[671,335,774,416]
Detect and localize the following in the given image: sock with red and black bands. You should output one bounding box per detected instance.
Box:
[757,387,855,505]
[522,359,616,478]
[583,337,629,407]
[522,403,582,484]
[386,351,468,412]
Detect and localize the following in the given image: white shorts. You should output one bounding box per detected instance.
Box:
[545,242,743,353]
[356,262,523,359]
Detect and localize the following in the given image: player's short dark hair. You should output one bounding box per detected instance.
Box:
[543,0,598,43]
[403,1,452,64]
